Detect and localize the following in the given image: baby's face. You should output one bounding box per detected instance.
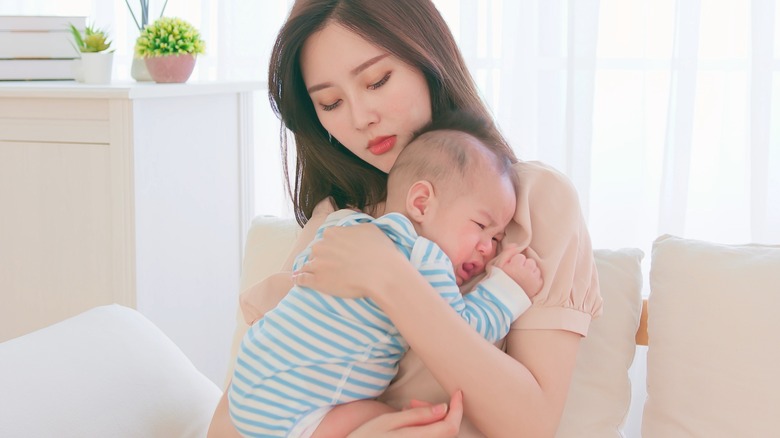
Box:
[424,172,516,286]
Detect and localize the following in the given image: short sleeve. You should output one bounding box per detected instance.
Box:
[505,161,603,336]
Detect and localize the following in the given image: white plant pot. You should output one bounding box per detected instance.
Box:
[79,52,114,85]
[131,57,153,82]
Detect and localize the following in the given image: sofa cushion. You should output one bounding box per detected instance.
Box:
[0,304,221,438]
[556,248,644,438]
[642,235,780,437]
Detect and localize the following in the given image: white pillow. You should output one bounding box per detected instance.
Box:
[0,304,221,438]
[642,235,780,437]
[556,248,644,438]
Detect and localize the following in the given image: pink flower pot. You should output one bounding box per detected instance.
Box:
[144,54,197,83]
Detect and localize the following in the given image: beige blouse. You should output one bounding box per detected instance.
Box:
[377,161,603,437]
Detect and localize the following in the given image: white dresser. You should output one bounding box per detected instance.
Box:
[0,81,260,383]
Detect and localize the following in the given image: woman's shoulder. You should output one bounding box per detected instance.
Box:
[312,196,338,217]
[513,160,582,216]
[514,161,577,195]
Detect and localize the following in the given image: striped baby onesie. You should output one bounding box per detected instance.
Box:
[228,210,530,437]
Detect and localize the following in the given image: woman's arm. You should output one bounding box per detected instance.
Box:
[377,259,578,436]
[383,277,579,435]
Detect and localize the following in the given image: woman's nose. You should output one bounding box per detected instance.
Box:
[349,95,379,130]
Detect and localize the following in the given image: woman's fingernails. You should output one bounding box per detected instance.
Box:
[431,403,448,415]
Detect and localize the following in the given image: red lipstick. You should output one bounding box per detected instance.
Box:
[368,135,396,155]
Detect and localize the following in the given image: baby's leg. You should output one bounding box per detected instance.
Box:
[311,399,396,438]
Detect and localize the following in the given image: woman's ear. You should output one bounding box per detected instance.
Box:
[406,180,435,223]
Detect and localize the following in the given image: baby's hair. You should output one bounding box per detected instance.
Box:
[388,111,518,194]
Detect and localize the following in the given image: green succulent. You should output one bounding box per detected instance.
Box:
[134,17,206,58]
[69,23,112,53]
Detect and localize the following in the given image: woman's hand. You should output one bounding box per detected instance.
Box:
[293,223,403,299]
[348,391,463,438]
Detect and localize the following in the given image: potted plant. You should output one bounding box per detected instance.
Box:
[69,23,114,84]
[134,16,206,83]
[125,0,169,81]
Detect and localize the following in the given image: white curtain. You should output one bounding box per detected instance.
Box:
[3,0,777,250]
[447,0,779,254]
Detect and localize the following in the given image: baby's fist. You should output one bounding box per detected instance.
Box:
[501,253,543,299]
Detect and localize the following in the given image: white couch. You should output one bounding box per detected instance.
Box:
[2,215,778,437]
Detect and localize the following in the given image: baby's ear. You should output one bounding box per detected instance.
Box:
[406,180,435,222]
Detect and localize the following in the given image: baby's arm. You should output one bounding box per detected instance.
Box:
[460,267,533,341]
[454,246,543,340]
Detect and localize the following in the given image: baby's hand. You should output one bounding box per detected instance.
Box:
[489,245,543,299]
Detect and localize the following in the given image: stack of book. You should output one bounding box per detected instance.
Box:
[0,15,86,81]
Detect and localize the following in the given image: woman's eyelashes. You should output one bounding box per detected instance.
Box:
[368,73,391,90]
[318,72,392,112]
[321,100,341,111]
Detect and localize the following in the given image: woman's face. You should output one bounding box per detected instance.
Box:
[300,23,433,173]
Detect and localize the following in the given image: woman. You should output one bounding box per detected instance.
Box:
[209,1,602,436]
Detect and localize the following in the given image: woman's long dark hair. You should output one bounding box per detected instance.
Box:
[269,0,514,226]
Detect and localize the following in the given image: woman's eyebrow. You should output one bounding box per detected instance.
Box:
[350,53,390,76]
[307,53,390,94]
[307,82,332,94]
